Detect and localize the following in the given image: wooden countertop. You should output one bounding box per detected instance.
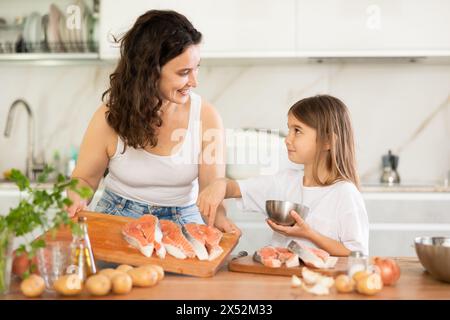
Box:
[2,257,450,300]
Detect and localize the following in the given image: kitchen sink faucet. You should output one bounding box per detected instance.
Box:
[4,99,46,180]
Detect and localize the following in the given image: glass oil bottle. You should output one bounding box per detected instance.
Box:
[69,216,97,281]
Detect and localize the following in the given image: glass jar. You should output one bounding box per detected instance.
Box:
[347,251,368,278]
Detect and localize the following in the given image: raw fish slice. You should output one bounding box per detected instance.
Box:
[160,220,196,259]
[253,252,282,268]
[136,215,156,239]
[253,246,300,268]
[290,241,332,268]
[308,247,330,262]
[203,225,224,261]
[207,245,224,261]
[154,220,166,259]
[136,215,166,258]
[122,224,154,257]
[121,214,165,258]
[274,247,292,262]
[285,253,300,268]
[253,246,282,268]
[275,247,299,268]
[185,224,224,261]
[183,224,209,261]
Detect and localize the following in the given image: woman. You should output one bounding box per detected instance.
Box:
[67,10,239,234]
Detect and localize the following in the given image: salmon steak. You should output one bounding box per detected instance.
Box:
[253,246,299,268]
[184,224,224,261]
[287,240,337,269]
[159,219,196,259]
[121,214,166,258]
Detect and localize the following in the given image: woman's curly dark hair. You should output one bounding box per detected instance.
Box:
[102,10,202,151]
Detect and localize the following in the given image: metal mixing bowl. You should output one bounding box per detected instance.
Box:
[414,236,450,283]
[265,200,310,226]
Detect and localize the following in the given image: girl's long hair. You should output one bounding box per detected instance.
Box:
[102,10,202,151]
[288,95,360,189]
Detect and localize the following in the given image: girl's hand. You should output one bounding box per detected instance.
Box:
[266,210,313,239]
[213,213,242,236]
[197,178,227,226]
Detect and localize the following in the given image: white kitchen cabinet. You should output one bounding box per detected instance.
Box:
[365,194,450,256]
[296,0,450,54]
[99,0,297,59]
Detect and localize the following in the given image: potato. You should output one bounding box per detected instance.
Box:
[127,266,158,287]
[352,270,371,283]
[116,264,134,273]
[141,264,164,282]
[20,275,45,298]
[356,273,383,296]
[85,274,111,296]
[111,273,133,295]
[99,268,124,280]
[53,274,83,296]
[335,274,355,293]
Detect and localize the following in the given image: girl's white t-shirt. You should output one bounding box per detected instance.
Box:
[236,168,369,255]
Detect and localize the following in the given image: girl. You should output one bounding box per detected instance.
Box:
[66,10,239,234]
[197,95,369,256]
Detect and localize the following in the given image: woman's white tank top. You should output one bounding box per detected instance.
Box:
[103,92,202,207]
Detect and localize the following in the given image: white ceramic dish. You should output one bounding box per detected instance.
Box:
[81,11,90,51]
[76,0,88,52]
[22,14,31,45]
[30,12,42,51]
[47,4,64,52]
[59,8,72,51]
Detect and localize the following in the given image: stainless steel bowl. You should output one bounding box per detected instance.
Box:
[265,200,310,226]
[414,236,450,283]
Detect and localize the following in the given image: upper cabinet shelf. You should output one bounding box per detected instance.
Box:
[1,0,449,64]
[99,0,297,60]
[99,0,450,62]
[296,0,450,53]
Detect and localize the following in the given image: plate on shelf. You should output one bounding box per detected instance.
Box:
[47,4,64,52]
[22,14,32,50]
[89,16,99,52]
[63,3,74,51]
[59,8,72,51]
[75,0,87,52]
[29,12,42,52]
[41,14,49,52]
[80,5,93,52]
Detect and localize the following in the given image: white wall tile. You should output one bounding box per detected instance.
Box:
[0,61,449,184]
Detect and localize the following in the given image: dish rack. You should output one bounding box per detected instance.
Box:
[1,40,99,54]
[0,0,99,55]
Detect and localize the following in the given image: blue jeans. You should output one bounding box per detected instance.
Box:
[94,188,205,225]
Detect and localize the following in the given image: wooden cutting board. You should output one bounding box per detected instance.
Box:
[42,211,240,278]
[228,255,348,277]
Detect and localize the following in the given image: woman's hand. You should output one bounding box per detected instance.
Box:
[197,178,228,226]
[266,210,313,239]
[66,196,88,218]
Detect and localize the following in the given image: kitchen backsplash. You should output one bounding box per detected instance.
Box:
[0,60,449,184]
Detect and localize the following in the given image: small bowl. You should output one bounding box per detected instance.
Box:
[265,200,310,226]
[414,236,450,283]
